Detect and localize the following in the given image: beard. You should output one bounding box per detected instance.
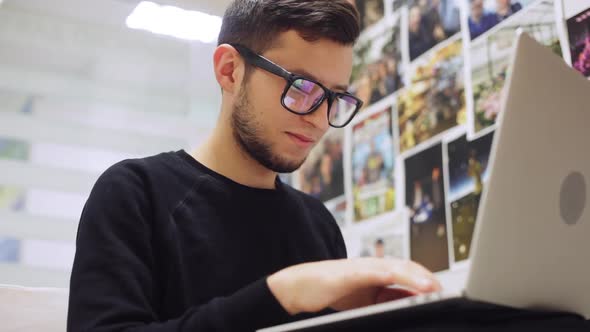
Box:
[230,86,306,174]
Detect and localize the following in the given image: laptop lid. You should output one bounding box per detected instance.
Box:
[466,32,590,319]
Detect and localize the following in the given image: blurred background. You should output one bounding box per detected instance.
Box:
[0,0,232,287]
[1,0,589,290]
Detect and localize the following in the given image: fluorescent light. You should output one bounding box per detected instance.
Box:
[126,1,222,43]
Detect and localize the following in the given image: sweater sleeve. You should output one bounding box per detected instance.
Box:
[67,162,291,332]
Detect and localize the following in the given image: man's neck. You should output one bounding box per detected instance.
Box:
[191,120,278,190]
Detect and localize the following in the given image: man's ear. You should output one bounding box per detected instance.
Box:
[213,44,244,95]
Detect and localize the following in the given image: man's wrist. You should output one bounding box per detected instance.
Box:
[267,272,299,316]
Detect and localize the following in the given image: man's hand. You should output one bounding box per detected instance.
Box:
[267,257,442,315]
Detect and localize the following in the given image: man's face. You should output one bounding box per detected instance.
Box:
[471,0,483,18]
[496,0,510,9]
[231,31,353,173]
[409,7,422,33]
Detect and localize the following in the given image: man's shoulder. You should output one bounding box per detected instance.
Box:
[83,151,204,225]
[92,151,192,201]
[108,150,179,172]
[95,152,163,185]
[100,150,190,182]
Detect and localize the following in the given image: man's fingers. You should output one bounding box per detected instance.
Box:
[393,260,442,292]
[344,258,442,293]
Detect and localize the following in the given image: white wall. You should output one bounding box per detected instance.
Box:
[562,0,590,17]
[0,1,217,287]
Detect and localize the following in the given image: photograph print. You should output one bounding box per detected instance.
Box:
[355,0,386,32]
[398,37,465,153]
[470,0,561,134]
[447,131,494,262]
[407,0,462,60]
[352,106,396,222]
[360,230,405,259]
[351,11,405,111]
[299,128,345,202]
[468,0,538,40]
[567,6,590,77]
[404,142,450,272]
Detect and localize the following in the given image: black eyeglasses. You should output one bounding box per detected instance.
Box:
[231,44,364,128]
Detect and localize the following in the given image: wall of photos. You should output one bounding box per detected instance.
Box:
[291,0,590,279]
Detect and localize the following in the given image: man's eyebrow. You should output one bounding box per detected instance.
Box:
[290,68,350,92]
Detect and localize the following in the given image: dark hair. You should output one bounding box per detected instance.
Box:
[218,0,361,54]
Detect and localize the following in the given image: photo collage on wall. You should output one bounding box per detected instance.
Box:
[298,128,347,227]
[351,106,396,222]
[467,0,561,136]
[398,35,465,154]
[351,6,405,113]
[566,7,590,77]
[404,142,449,271]
[358,217,406,258]
[407,0,462,60]
[342,210,408,259]
[445,131,494,263]
[284,0,582,273]
[299,129,345,203]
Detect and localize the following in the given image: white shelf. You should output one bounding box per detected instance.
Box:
[0,160,96,194]
[0,112,184,155]
[0,263,71,288]
[0,211,77,242]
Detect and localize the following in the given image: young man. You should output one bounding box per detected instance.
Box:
[67,1,441,331]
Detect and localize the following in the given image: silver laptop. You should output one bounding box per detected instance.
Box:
[258,32,590,332]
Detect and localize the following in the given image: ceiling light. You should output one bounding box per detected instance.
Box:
[126,1,222,43]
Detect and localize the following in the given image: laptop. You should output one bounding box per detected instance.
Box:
[258,32,590,332]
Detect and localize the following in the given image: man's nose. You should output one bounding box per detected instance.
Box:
[301,98,331,131]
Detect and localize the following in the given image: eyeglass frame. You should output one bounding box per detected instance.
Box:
[230,43,364,128]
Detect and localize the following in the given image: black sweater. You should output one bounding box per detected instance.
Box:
[67,150,347,332]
